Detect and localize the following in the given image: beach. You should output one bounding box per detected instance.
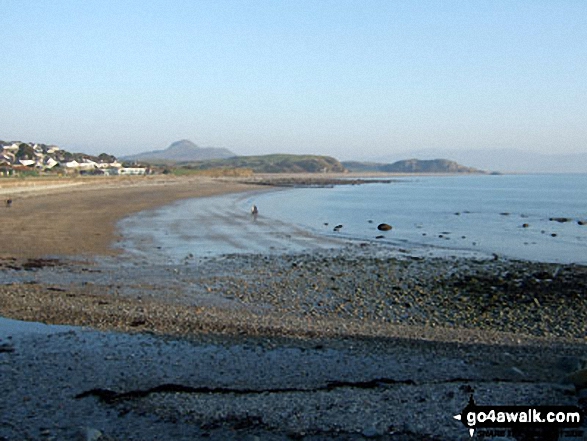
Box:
[1,175,586,440]
[0,176,259,258]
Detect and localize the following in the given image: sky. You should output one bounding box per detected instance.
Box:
[1,0,586,160]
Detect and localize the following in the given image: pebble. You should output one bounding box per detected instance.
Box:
[0,246,585,341]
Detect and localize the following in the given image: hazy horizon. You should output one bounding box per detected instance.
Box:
[2,1,586,165]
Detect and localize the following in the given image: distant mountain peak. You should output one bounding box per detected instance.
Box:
[167,139,198,150]
[122,140,236,163]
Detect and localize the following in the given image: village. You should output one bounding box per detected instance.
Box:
[0,140,147,177]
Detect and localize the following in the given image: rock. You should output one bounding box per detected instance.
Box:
[375,235,384,239]
[522,223,530,228]
[565,368,587,389]
[0,343,15,353]
[551,233,558,237]
[510,367,526,377]
[578,220,586,226]
[362,424,383,438]
[377,223,392,231]
[549,217,572,223]
[81,427,104,441]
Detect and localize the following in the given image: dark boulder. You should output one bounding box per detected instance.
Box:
[550,217,572,223]
[377,223,392,231]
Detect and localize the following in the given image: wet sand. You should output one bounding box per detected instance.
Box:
[117,189,348,260]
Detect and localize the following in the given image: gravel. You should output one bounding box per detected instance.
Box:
[1,243,586,440]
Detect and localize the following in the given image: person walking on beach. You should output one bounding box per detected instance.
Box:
[5,198,12,208]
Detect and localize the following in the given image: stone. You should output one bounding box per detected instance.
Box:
[549,217,572,223]
[362,424,383,438]
[565,368,587,389]
[510,366,526,377]
[0,343,15,353]
[82,427,103,441]
[377,223,392,231]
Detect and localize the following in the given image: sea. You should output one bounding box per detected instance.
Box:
[118,174,587,265]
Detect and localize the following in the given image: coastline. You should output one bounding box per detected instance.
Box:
[1,175,586,440]
[0,175,260,258]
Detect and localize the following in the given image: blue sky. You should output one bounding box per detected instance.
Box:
[1,0,586,160]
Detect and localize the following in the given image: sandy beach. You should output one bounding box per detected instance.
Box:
[1,175,586,440]
[0,176,259,258]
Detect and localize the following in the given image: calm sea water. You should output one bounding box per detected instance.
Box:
[247,174,587,264]
[119,174,587,264]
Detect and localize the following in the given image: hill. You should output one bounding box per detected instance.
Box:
[122,140,236,164]
[370,148,587,173]
[182,154,346,173]
[342,158,485,174]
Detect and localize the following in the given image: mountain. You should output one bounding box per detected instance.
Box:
[370,149,587,174]
[184,154,346,173]
[122,140,236,164]
[343,158,485,174]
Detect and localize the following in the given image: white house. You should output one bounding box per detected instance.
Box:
[44,157,59,169]
[3,144,19,153]
[80,159,98,168]
[19,159,35,167]
[96,161,122,169]
[118,167,146,175]
[0,151,15,162]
